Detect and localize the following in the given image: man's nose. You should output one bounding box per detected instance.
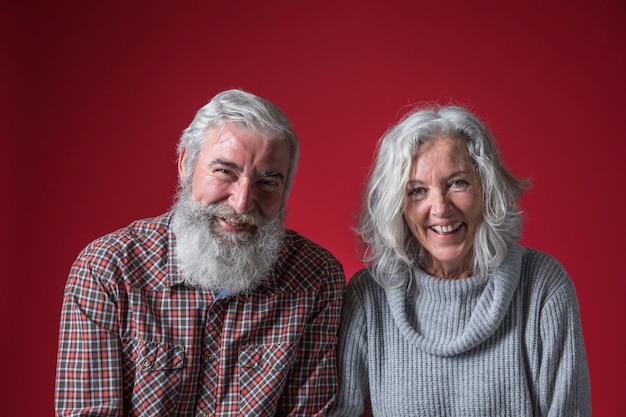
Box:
[229,179,255,214]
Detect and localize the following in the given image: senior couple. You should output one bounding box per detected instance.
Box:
[55,89,591,416]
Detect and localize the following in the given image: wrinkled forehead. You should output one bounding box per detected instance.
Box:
[203,124,291,171]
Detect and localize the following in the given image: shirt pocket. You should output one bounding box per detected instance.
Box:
[122,338,186,416]
[238,343,296,413]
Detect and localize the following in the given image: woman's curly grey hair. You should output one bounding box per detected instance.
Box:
[359,105,528,287]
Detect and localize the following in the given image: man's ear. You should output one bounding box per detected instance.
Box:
[178,148,188,182]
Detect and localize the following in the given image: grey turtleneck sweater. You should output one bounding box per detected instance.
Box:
[329,244,591,416]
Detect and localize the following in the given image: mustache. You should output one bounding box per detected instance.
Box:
[201,204,265,228]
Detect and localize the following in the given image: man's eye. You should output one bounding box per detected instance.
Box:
[215,168,233,176]
[258,179,280,192]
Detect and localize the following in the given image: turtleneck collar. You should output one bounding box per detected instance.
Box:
[385,244,524,357]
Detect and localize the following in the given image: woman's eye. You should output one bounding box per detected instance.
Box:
[450,179,469,188]
[407,187,426,197]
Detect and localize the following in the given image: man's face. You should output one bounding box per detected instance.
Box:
[173,123,291,293]
[179,123,291,229]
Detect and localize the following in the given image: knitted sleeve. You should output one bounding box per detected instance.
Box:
[531,253,592,416]
[328,271,372,417]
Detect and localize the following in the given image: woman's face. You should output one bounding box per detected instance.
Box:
[403,135,483,279]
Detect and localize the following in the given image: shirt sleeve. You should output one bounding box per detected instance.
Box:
[55,246,124,416]
[538,271,592,417]
[276,258,345,416]
[328,273,371,417]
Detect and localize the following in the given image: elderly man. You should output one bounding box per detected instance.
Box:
[55,89,345,416]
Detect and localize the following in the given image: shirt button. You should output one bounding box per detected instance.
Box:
[197,412,210,417]
[206,353,216,362]
[141,359,152,369]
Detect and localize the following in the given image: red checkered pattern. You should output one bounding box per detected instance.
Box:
[55,213,345,416]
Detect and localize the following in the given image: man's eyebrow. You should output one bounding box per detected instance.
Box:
[211,159,286,181]
[211,159,242,172]
[259,171,285,181]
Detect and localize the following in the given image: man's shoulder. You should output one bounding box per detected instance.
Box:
[282,229,340,263]
[74,213,172,276]
[66,213,176,301]
[271,229,345,290]
[86,213,171,251]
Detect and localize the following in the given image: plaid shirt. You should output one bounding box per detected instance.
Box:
[55,212,345,416]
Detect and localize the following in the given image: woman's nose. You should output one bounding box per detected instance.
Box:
[430,191,451,217]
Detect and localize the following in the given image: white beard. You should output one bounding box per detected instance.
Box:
[171,190,285,294]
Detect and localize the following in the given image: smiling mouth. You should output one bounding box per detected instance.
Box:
[430,222,463,234]
[223,219,247,227]
[220,215,258,228]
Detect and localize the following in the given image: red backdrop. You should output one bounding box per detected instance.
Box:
[3,1,625,415]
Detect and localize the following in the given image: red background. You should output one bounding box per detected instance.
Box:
[3,1,625,415]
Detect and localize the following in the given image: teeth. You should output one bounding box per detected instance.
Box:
[226,220,247,227]
[223,216,256,227]
[431,222,462,234]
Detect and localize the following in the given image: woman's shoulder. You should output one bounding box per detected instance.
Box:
[519,246,568,278]
[345,267,390,303]
[348,267,391,289]
[347,267,377,291]
[517,245,578,299]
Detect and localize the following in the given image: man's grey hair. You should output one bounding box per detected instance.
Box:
[177,89,299,199]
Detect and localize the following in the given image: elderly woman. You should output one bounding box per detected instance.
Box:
[330,106,591,416]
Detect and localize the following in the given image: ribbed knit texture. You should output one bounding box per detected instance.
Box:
[329,244,591,416]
